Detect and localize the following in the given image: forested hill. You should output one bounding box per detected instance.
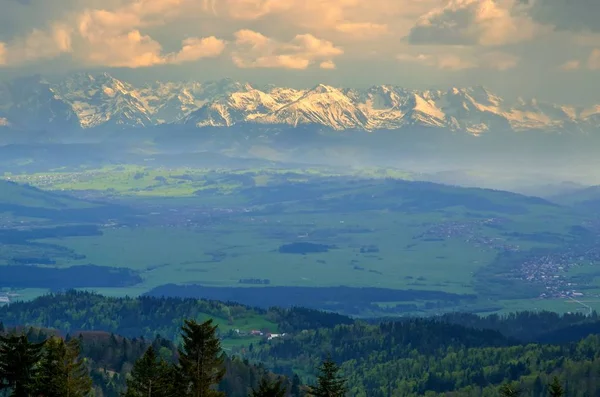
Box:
[0,291,596,343]
[0,290,354,340]
[4,292,600,396]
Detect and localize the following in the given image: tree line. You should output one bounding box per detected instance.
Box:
[1,317,574,397]
[0,319,347,397]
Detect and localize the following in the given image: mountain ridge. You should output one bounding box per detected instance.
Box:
[1,72,599,135]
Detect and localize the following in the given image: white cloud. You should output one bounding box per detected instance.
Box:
[397,49,518,70]
[0,0,225,68]
[78,31,225,68]
[335,23,389,39]
[588,49,600,70]
[168,37,226,64]
[320,60,337,69]
[407,0,540,46]
[397,53,477,70]
[560,60,581,71]
[0,42,6,65]
[557,49,600,71]
[231,30,343,69]
[3,24,73,65]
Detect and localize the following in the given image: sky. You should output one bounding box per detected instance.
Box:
[0,0,599,104]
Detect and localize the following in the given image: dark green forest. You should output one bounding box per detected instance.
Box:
[2,292,600,396]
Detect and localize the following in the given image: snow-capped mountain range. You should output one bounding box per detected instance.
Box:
[0,72,598,135]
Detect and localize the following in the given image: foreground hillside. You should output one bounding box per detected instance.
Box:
[3,292,600,396]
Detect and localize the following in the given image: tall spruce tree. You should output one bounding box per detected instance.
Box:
[35,337,92,397]
[125,345,180,397]
[0,333,45,397]
[308,357,346,397]
[290,374,302,397]
[548,377,564,397]
[249,375,287,397]
[178,319,226,397]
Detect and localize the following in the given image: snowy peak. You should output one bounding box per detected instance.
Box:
[53,72,153,128]
[1,73,599,134]
[258,84,368,130]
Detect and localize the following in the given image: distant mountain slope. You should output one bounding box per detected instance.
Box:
[0,179,94,209]
[550,185,600,210]
[1,72,600,135]
[0,75,80,132]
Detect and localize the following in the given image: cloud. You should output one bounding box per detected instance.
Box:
[168,37,226,64]
[557,49,600,71]
[397,49,518,70]
[77,29,224,68]
[320,60,337,69]
[522,0,600,33]
[588,49,600,70]
[3,24,72,65]
[397,53,477,70]
[231,29,343,69]
[335,23,389,39]
[0,42,6,65]
[0,0,225,68]
[209,0,439,40]
[218,0,374,28]
[480,51,519,70]
[407,0,539,46]
[560,60,580,71]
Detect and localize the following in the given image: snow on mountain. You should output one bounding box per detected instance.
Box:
[506,98,580,132]
[183,85,281,127]
[138,81,205,124]
[0,73,598,134]
[257,84,369,130]
[139,78,253,124]
[53,73,153,128]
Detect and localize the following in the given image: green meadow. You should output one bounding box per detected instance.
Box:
[1,165,599,315]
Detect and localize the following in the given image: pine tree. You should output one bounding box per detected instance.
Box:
[548,377,564,397]
[35,337,92,397]
[178,319,226,397]
[249,375,287,397]
[35,337,64,397]
[64,338,93,397]
[125,345,179,397]
[0,333,45,397]
[499,383,521,397]
[308,357,347,397]
[291,374,302,397]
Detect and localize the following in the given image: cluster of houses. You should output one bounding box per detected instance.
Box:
[232,329,287,341]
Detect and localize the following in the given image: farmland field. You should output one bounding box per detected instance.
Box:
[2,166,600,316]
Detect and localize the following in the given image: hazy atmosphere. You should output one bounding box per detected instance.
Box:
[2,1,600,397]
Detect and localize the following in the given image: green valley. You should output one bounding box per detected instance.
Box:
[1,166,600,316]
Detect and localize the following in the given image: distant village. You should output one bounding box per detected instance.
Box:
[418,217,600,301]
[229,328,287,342]
[0,292,20,305]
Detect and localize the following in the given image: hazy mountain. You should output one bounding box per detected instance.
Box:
[1,72,599,135]
[0,75,80,132]
[52,72,153,129]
